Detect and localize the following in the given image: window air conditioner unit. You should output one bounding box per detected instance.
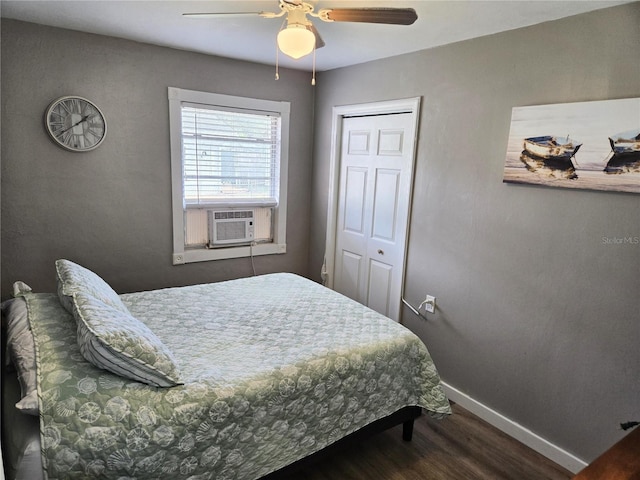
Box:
[208,210,254,247]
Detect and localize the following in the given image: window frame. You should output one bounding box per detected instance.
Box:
[168,87,289,264]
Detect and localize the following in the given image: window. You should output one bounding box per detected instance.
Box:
[169,87,289,264]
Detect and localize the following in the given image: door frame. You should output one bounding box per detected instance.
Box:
[323,97,421,313]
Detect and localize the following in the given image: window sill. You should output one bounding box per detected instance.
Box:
[172,243,286,265]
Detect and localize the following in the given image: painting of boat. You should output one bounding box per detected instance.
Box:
[523,135,582,160]
[504,97,640,193]
[608,129,640,155]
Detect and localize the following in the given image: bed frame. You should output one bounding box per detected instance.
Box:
[263,406,421,479]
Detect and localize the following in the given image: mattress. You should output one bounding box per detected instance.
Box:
[8,272,450,479]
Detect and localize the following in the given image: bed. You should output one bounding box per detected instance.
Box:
[1,260,451,480]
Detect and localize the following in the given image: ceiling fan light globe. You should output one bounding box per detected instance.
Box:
[277,25,315,59]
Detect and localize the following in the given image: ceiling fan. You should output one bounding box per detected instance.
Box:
[183,1,418,62]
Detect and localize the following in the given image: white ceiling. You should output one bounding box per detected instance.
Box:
[1,0,633,71]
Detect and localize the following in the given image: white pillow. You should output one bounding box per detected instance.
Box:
[72,292,182,387]
[2,285,38,415]
[55,259,129,315]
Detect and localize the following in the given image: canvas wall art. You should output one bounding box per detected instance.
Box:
[503,97,640,194]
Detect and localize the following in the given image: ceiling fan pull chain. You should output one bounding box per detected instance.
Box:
[275,26,281,80]
[275,17,292,80]
[311,46,316,85]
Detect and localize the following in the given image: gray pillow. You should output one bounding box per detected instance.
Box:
[72,292,183,387]
[55,259,129,315]
[2,285,38,415]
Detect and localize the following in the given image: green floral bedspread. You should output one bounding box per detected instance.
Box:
[28,273,450,479]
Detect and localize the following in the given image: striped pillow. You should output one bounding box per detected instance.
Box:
[72,292,182,387]
[2,292,39,415]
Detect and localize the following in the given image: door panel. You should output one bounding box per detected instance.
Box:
[372,169,400,241]
[333,112,416,321]
[340,250,362,301]
[378,129,405,156]
[367,259,393,316]
[348,130,371,155]
[343,167,367,234]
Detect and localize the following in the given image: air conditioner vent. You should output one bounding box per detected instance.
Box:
[208,210,254,246]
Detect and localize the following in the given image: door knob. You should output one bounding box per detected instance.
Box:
[377,249,384,255]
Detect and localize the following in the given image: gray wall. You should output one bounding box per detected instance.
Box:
[311,3,639,463]
[1,20,314,296]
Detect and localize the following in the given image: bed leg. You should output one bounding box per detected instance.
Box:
[402,419,415,441]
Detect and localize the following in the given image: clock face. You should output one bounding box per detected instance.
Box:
[45,96,107,152]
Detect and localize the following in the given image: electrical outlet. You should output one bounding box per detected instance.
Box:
[425,295,436,314]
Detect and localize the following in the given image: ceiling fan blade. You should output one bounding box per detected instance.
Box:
[309,24,325,49]
[182,12,263,18]
[320,7,417,25]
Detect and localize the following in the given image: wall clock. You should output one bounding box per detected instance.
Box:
[44,96,107,152]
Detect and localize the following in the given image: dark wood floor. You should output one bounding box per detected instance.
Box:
[278,403,573,480]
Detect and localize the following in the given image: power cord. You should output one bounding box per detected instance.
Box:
[249,242,257,276]
[417,298,429,312]
[320,258,328,286]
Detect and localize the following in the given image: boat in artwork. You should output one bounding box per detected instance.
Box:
[523,135,582,160]
[518,135,580,179]
[604,129,640,174]
[608,129,640,155]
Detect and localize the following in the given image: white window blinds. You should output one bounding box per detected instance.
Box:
[181,103,281,207]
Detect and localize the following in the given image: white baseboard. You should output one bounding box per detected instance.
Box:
[441,381,588,474]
